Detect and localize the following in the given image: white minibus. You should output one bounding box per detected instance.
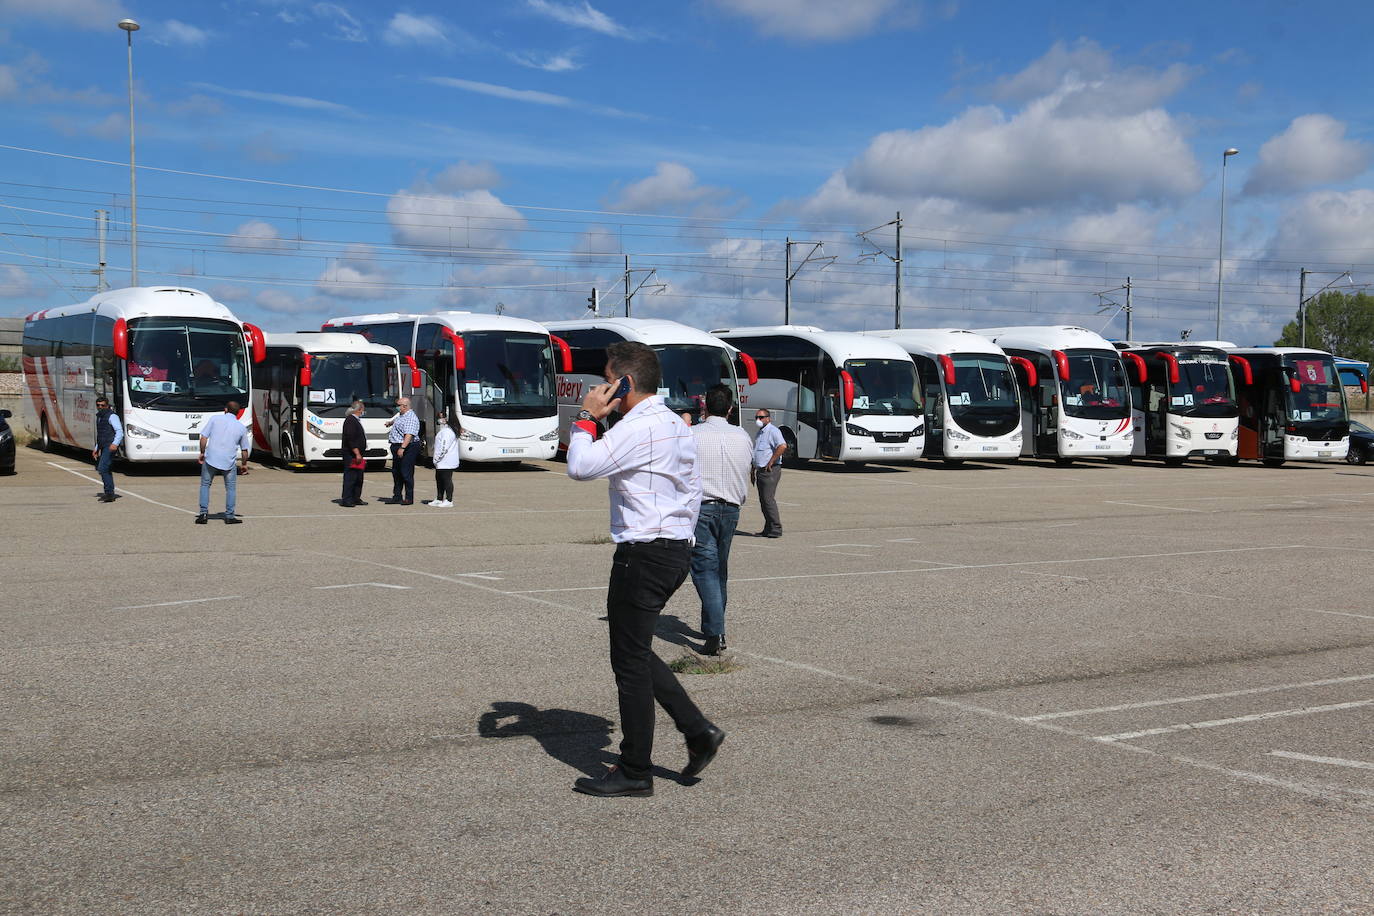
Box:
[866,328,1024,463]
[321,312,566,463]
[710,325,924,464]
[22,286,264,461]
[541,317,755,450]
[251,332,400,467]
[1120,343,1240,464]
[974,326,1133,462]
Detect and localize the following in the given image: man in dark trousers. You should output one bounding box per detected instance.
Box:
[340,399,367,507]
[386,396,420,505]
[91,396,123,503]
[566,341,725,798]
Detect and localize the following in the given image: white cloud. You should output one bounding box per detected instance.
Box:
[190,82,355,115]
[316,245,397,299]
[706,0,913,42]
[423,76,644,119]
[988,39,1196,117]
[0,0,124,29]
[1056,204,1162,248]
[508,49,582,72]
[432,161,501,192]
[0,65,17,99]
[602,162,742,216]
[312,2,366,42]
[1266,189,1374,263]
[1244,115,1372,196]
[152,20,210,46]
[228,221,289,251]
[387,177,527,255]
[255,289,321,315]
[525,0,635,39]
[0,265,35,299]
[382,12,451,48]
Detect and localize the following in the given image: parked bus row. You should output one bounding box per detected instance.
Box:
[21,285,1367,470]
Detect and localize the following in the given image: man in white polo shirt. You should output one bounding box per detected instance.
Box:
[566,341,725,798]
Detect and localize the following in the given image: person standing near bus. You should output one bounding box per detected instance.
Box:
[196,401,250,525]
[430,410,460,508]
[566,341,725,798]
[690,384,752,656]
[340,400,367,508]
[91,396,123,503]
[386,396,420,505]
[752,408,787,537]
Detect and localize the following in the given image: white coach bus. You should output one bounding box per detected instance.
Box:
[541,317,756,450]
[320,312,566,463]
[710,325,924,465]
[974,326,1133,463]
[1227,347,1357,466]
[1120,343,1240,464]
[866,328,1026,464]
[251,332,400,467]
[22,286,264,461]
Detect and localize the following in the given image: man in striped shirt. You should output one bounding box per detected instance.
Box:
[567,341,725,798]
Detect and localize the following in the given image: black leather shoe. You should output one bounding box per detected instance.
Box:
[224,517,243,525]
[100,494,116,503]
[683,725,725,778]
[573,765,652,798]
[194,513,208,525]
[702,636,726,656]
[354,500,369,506]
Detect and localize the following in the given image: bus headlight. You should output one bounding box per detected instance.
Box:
[913,423,924,437]
[124,423,159,439]
[1170,423,1192,440]
[539,428,560,441]
[306,422,326,439]
[945,428,971,441]
[844,423,872,437]
[459,429,487,442]
[1061,428,1084,440]
[1231,426,1239,439]
[1011,430,1022,441]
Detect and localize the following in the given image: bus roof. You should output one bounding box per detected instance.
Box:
[863,327,1006,358]
[264,332,397,356]
[1123,343,1228,357]
[710,325,916,364]
[1229,346,1336,358]
[26,286,239,324]
[322,311,550,336]
[974,325,1119,354]
[542,317,728,349]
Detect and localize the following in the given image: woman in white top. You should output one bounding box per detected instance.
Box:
[430,411,461,507]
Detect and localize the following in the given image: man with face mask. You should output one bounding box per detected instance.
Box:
[752,408,787,538]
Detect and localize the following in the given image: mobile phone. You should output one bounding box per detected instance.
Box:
[612,375,632,400]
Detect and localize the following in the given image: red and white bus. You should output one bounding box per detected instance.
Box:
[22,286,264,461]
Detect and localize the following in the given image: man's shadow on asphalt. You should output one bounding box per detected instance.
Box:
[477,701,689,782]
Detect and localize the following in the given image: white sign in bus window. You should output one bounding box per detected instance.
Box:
[323,388,336,404]
[854,395,870,409]
[309,390,326,403]
[466,381,482,404]
[657,387,670,398]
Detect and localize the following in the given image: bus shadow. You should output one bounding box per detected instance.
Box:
[792,461,903,474]
[458,462,551,473]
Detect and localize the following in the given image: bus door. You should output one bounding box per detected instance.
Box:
[1262,382,1285,458]
[1034,355,1057,456]
[794,365,819,458]
[818,359,844,460]
[1146,370,1168,456]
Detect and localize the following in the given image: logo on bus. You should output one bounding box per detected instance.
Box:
[556,378,584,401]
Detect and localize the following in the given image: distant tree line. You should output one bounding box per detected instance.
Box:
[1274,290,1374,364]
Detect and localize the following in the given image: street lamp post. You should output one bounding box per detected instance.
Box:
[1214,147,1239,338]
[118,18,140,287]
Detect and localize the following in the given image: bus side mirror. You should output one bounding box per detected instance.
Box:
[299,353,312,388]
[1010,355,1038,388]
[405,355,422,391]
[550,335,573,373]
[738,352,758,385]
[1227,355,1253,386]
[113,318,129,360]
[1123,352,1147,384]
[1363,377,1369,395]
[441,328,466,371]
[243,323,266,364]
[839,370,855,412]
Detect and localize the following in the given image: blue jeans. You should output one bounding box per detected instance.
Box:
[96,447,115,496]
[199,463,238,518]
[690,502,740,638]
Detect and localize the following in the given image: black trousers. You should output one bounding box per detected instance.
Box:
[391,441,419,501]
[435,468,454,501]
[341,463,364,504]
[606,539,708,779]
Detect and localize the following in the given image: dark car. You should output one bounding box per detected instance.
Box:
[0,409,15,474]
[1347,419,1374,465]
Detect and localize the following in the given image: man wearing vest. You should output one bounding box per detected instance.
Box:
[91,396,124,503]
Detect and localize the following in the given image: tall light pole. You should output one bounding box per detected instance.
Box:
[119,18,140,287]
[1214,147,1239,338]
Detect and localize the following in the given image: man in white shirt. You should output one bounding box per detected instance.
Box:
[566,341,725,798]
[752,408,788,537]
[689,384,753,656]
[196,400,251,525]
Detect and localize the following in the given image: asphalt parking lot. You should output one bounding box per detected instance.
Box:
[3,445,1373,914]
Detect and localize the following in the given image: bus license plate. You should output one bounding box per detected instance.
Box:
[500,448,525,455]
[881,446,901,452]
[1202,449,1219,455]
[1318,450,1332,457]
[981,445,999,452]
[181,445,198,452]
[1094,444,1112,450]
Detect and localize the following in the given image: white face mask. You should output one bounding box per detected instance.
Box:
[756,419,765,428]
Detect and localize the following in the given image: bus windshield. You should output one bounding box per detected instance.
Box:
[306,353,399,417]
[1172,354,1236,417]
[654,344,735,414]
[948,354,1019,435]
[1061,350,1129,420]
[844,358,920,417]
[1285,356,1347,422]
[459,331,556,418]
[125,317,249,411]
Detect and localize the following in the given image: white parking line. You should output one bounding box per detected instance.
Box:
[313,582,413,591]
[1270,751,1374,771]
[113,595,242,610]
[1091,699,1374,743]
[816,543,877,549]
[48,462,195,515]
[1021,673,1374,721]
[1312,609,1374,621]
[1104,501,1205,512]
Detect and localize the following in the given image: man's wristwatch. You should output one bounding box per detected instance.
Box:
[574,409,595,422]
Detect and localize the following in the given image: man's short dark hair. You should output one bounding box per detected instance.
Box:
[704,383,734,417]
[225,400,240,413]
[605,341,660,394]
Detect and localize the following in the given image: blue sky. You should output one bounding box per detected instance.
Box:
[1,0,1372,344]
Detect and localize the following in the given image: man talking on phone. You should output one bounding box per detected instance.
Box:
[566,340,725,797]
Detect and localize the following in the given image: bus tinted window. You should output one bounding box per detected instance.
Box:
[1061,351,1129,419]
[126,317,249,410]
[459,331,555,418]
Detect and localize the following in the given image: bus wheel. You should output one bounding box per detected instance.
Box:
[1262,457,1286,468]
[1346,446,1367,465]
[39,416,52,452]
[1164,456,1186,467]
[279,434,298,464]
